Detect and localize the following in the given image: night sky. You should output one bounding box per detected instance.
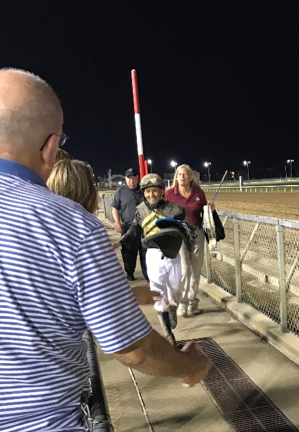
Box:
[1,1,299,180]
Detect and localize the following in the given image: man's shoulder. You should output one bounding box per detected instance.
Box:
[116,185,127,192]
[116,185,132,196]
[112,185,132,207]
[116,185,142,200]
[47,190,99,222]
[32,185,100,231]
[1,181,103,242]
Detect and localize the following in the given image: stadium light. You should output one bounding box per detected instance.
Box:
[147,159,153,173]
[287,159,294,178]
[170,160,177,172]
[243,160,251,180]
[204,161,211,183]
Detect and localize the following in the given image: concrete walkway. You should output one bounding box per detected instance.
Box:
[96,208,299,432]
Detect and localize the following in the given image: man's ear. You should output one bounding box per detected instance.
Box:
[40,134,58,170]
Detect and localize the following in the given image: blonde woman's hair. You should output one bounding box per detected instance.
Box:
[47,159,98,214]
[171,164,201,188]
[55,148,73,163]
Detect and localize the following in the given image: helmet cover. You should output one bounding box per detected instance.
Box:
[140,174,165,191]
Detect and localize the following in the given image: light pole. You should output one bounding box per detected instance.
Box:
[147,159,153,173]
[287,159,294,178]
[243,160,251,180]
[170,160,177,172]
[204,162,211,183]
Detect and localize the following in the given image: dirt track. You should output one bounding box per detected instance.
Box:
[101,189,299,222]
[205,191,299,222]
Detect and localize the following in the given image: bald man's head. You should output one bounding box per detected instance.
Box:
[0,68,63,150]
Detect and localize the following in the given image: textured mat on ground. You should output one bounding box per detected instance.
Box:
[177,338,298,432]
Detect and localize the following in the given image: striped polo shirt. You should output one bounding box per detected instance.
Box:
[0,159,152,431]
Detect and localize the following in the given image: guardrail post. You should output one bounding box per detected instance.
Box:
[276,223,287,333]
[233,218,242,303]
[109,196,114,222]
[102,195,108,219]
[204,240,212,283]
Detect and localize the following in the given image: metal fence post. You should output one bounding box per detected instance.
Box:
[109,196,114,222]
[276,223,287,333]
[102,195,108,219]
[204,240,212,283]
[233,218,242,303]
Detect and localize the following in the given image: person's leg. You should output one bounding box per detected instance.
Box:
[177,242,192,317]
[146,249,168,310]
[165,255,182,329]
[146,249,176,346]
[139,239,149,281]
[121,236,139,280]
[188,228,205,314]
[156,312,176,346]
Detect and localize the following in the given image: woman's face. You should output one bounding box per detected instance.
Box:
[177,167,192,187]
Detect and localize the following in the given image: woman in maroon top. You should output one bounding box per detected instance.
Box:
[165,164,215,317]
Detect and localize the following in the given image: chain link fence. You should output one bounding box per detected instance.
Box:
[203,211,299,336]
[101,195,299,337]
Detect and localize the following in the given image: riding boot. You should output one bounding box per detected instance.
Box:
[157,312,176,347]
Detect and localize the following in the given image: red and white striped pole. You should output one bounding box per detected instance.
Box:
[131,69,146,179]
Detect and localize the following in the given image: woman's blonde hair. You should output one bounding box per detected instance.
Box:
[171,164,201,188]
[47,159,98,214]
[55,148,73,163]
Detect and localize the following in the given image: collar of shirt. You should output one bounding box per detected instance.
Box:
[146,199,164,210]
[125,184,141,193]
[174,185,195,201]
[0,158,47,188]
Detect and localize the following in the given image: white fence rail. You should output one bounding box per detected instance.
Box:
[201,185,299,193]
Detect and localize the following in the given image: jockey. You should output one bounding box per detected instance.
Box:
[122,173,195,346]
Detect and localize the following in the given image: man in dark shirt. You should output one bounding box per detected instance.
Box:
[112,168,148,281]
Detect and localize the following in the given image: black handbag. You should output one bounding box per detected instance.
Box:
[212,210,225,241]
[203,209,225,244]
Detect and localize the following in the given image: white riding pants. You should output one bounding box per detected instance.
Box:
[146,248,182,312]
[179,227,205,306]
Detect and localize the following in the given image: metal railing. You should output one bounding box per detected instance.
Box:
[201,185,299,193]
[204,211,299,335]
[101,195,299,337]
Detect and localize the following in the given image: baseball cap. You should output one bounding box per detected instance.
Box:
[125,168,138,177]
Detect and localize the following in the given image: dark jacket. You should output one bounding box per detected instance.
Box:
[123,199,186,249]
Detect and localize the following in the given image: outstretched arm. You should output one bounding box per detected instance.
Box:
[114,329,210,387]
